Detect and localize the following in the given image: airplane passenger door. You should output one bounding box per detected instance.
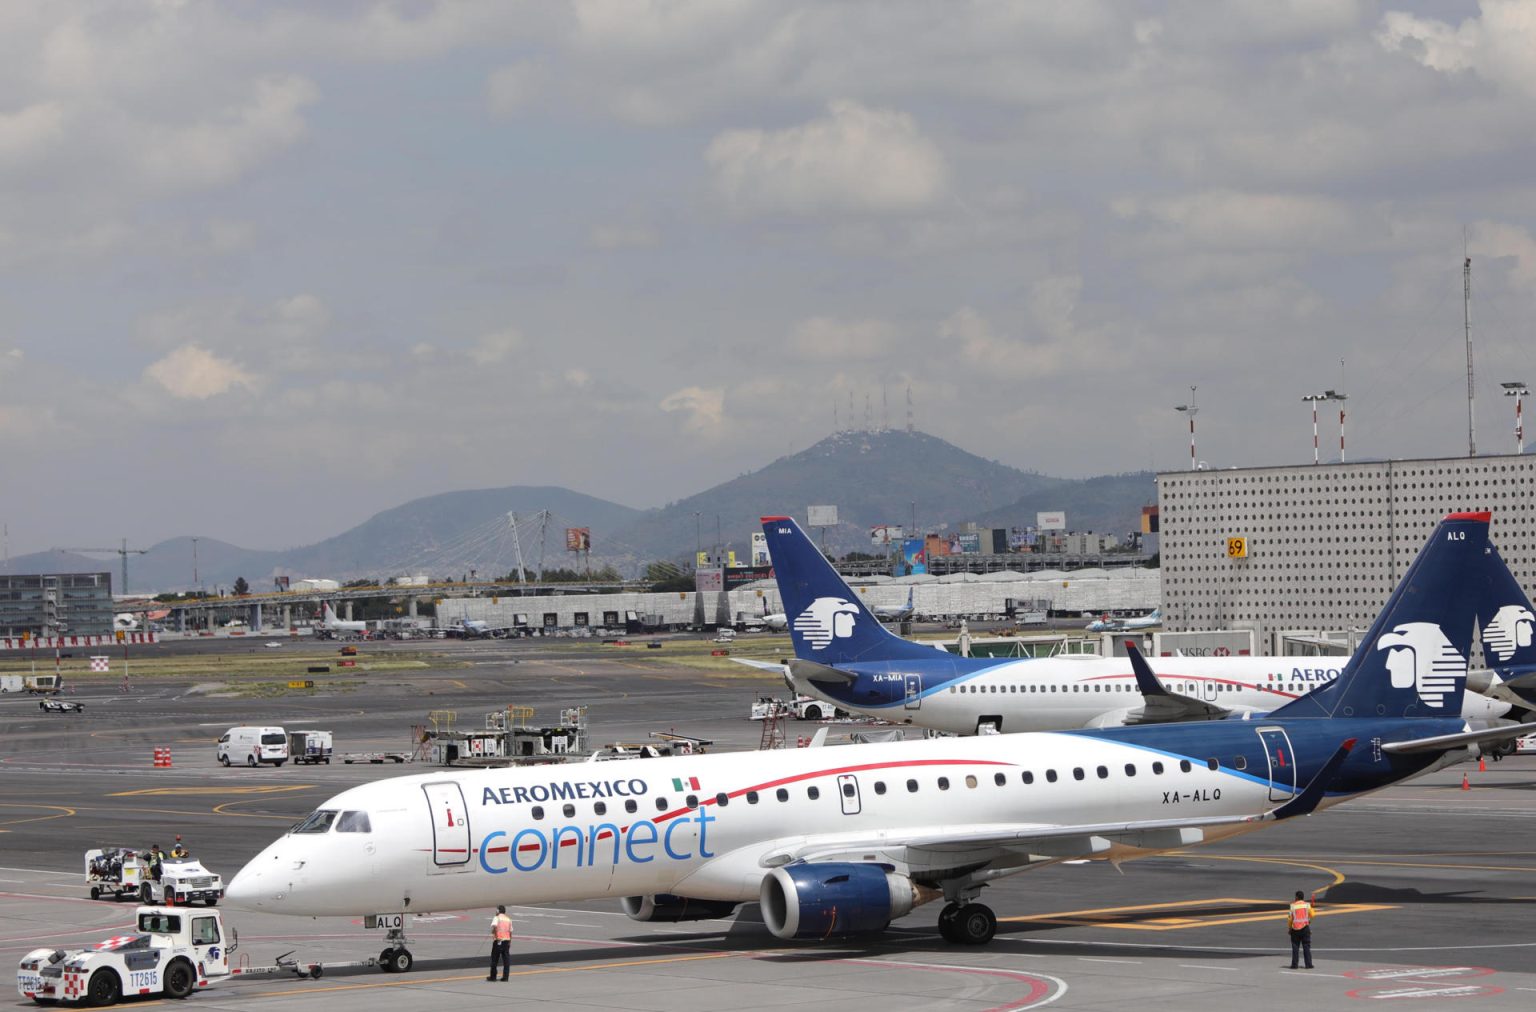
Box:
[1202,679,1218,702]
[836,774,862,815]
[421,782,471,867]
[1256,728,1297,802]
[903,674,922,710]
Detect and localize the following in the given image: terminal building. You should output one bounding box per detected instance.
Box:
[1157,453,1536,653]
[0,572,115,638]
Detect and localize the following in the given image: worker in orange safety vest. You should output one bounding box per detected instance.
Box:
[487,905,513,982]
[1287,890,1315,969]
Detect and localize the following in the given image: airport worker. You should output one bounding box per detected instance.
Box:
[147,844,165,881]
[1287,890,1315,969]
[170,836,188,859]
[487,905,513,981]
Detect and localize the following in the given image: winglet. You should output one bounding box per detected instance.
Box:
[1125,643,1168,697]
[1268,738,1356,821]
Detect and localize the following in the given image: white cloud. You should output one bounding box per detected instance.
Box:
[0,101,64,166]
[1378,3,1536,97]
[468,330,523,365]
[660,385,724,432]
[143,345,257,400]
[1470,220,1536,288]
[135,75,318,189]
[1116,190,1364,251]
[706,100,947,215]
[789,317,893,360]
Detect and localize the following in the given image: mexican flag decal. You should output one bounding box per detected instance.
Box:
[672,776,700,791]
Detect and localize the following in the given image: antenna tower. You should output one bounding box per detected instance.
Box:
[1464,249,1477,456]
[906,385,914,433]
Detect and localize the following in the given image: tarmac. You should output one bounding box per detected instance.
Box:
[5,635,1536,1009]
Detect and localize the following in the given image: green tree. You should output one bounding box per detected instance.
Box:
[232,576,250,596]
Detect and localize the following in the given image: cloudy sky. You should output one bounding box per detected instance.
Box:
[2,0,1534,554]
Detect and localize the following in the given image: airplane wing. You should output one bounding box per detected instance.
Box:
[765,739,1355,867]
[1122,643,1231,724]
[1379,720,1536,754]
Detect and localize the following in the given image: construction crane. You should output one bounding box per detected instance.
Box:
[57,539,149,594]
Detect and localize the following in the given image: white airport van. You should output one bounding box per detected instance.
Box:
[217,726,288,767]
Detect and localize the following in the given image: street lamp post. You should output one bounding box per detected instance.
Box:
[693,512,701,568]
[1302,394,1327,464]
[1175,387,1199,471]
[1504,382,1529,454]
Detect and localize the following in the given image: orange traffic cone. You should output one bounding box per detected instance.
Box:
[1462,773,1471,791]
[1479,756,1487,773]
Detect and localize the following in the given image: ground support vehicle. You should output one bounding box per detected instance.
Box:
[338,751,412,764]
[217,726,288,767]
[39,698,84,713]
[0,673,62,694]
[17,906,230,1006]
[286,730,333,764]
[749,693,849,721]
[86,849,223,906]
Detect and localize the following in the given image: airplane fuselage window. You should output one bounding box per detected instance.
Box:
[1046,770,1058,783]
[1022,771,1034,784]
[563,803,576,817]
[1234,756,1248,771]
[746,791,759,804]
[1153,761,1164,774]
[1096,766,1109,779]
[874,782,887,795]
[655,798,669,811]
[993,773,1006,786]
[531,806,545,821]
[937,777,950,790]
[1073,768,1085,781]
[593,801,607,816]
[906,779,919,792]
[335,811,371,833]
[624,800,637,814]
[1179,760,1193,772]
[965,775,978,788]
[686,795,698,809]
[776,788,790,802]
[807,786,820,800]
[293,810,337,834]
[716,792,729,807]
[1124,764,1137,777]
[842,782,856,797]
[1207,758,1219,770]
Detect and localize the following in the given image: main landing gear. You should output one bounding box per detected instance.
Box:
[937,901,997,945]
[377,926,414,973]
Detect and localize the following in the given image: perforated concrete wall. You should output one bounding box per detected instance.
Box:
[1157,454,1536,650]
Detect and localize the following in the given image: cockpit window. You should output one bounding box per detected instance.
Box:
[293,809,337,834]
[336,811,372,833]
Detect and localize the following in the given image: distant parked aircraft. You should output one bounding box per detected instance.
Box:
[1086,609,1161,633]
[319,602,368,638]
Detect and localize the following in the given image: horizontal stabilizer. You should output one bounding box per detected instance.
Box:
[1380,720,1536,755]
[788,658,856,687]
[731,658,787,673]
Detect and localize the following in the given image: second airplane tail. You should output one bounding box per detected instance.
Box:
[761,515,938,664]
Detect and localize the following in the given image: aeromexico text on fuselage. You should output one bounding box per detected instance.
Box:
[482,777,649,806]
[819,658,1344,709]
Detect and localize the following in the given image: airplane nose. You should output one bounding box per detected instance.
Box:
[224,866,260,908]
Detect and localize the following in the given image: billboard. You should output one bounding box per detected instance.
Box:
[696,551,710,569]
[902,538,927,575]
[694,568,724,592]
[565,527,591,551]
[1037,511,1067,531]
[953,532,982,554]
[725,565,775,590]
[807,504,839,528]
[870,524,905,546]
[751,532,770,566]
[1141,505,1160,534]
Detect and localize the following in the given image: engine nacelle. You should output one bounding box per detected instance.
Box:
[621,894,738,923]
[759,863,923,939]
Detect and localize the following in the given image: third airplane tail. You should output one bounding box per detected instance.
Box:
[761,515,937,664]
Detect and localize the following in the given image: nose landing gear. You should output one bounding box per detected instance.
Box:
[377,926,414,973]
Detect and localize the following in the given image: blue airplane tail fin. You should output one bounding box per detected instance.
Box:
[1271,511,1494,720]
[761,516,939,663]
[1480,542,1536,671]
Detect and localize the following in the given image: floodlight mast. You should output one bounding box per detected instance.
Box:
[1174,386,1199,471]
[1302,393,1327,464]
[1504,382,1529,454]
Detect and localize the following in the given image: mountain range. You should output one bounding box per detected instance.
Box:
[2,430,1156,592]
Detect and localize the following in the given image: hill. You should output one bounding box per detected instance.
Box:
[971,472,1158,541]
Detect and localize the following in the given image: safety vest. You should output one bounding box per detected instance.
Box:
[493,914,513,941]
[1288,900,1313,929]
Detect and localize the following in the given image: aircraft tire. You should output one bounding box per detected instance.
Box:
[90,886,100,900]
[387,948,413,973]
[936,902,961,943]
[954,903,996,945]
[378,948,395,973]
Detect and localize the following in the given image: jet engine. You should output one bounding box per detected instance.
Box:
[621,894,738,923]
[759,863,928,939]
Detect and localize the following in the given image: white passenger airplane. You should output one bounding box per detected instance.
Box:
[1086,608,1161,632]
[873,587,917,622]
[227,512,1534,969]
[318,603,368,638]
[757,517,1510,733]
